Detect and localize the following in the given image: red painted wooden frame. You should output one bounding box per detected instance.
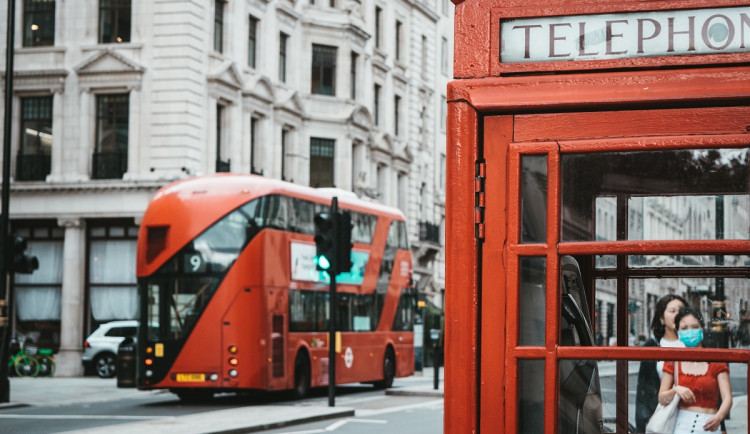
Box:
[446,63,750,433]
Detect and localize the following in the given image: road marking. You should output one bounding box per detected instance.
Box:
[0,414,167,420]
[355,398,444,416]
[279,417,387,433]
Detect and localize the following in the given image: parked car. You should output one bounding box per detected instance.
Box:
[82,320,138,378]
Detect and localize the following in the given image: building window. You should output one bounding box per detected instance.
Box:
[213,0,225,53]
[350,51,358,100]
[99,0,131,44]
[279,32,288,82]
[375,6,382,49]
[440,95,447,134]
[421,35,428,76]
[13,224,65,353]
[250,117,261,175]
[374,84,381,126]
[440,154,446,190]
[216,105,230,172]
[281,128,289,181]
[312,44,337,96]
[23,0,55,47]
[248,16,258,68]
[87,221,139,332]
[395,20,402,61]
[17,96,52,182]
[441,37,449,76]
[397,172,407,212]
[310,138,335,188]
[394,95,401,136]
[93,94,129,179]
[377,163,386,203]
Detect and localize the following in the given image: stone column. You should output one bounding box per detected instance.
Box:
[55,218,86,376]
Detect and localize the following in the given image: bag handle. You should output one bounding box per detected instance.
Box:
[674,361,679,387]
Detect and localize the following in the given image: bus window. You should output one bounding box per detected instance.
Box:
[256,194,290,230]
[289,290,329,332]
[352,212,376,244]
[386,219,409,249]
[290,198,315,235]
[392,288,417,331]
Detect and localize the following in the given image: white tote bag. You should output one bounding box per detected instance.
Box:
[645,362,680,434]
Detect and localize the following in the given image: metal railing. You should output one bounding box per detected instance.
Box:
[419,221,441,244]
[92,152,127,179]
[216,159,231,173]
[15,154,50,181]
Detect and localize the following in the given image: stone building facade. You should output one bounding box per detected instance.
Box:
[1,0,452,375]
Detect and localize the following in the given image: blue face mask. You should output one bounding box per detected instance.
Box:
[678,328,703,347]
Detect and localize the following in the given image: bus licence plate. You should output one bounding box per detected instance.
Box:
[176,373,205,382]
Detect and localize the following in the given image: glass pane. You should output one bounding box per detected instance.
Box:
[558,359,748,434]
[629,255,750,268]
[521,155,547,243]
[520,257,545,346]
[562,148,748,241]
[559,358,606,433]
[629,195,749,241]
[518,359,544,433]
[594,279,617,347]
[629,277,750,348]
[560,256,597,346]
[595,196,616,241]
[595,255,617,269]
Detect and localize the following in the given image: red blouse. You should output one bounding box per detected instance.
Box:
[663,361,729,409]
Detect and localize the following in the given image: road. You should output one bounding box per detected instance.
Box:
[0,377,443,434]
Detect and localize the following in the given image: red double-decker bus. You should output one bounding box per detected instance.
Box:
[135,175,415,400]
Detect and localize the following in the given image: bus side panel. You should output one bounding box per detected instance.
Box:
[267,288,289,391]
[221,286,266,390]
[394,331,415,378]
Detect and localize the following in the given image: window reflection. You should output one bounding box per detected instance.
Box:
[562,148,748,241]
[519,257,545,346]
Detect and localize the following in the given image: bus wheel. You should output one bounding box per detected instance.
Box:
[374,347,395,389]
[293,352,311,399]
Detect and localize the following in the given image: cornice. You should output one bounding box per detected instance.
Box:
[412,0,440,22]
[11,180,166,194]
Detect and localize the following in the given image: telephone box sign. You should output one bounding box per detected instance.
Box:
[501,7,750,63]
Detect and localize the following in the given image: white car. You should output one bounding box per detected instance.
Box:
[82,320,138,378]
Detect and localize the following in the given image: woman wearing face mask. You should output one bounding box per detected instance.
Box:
[657,306,732,433]
[635,294,687,432]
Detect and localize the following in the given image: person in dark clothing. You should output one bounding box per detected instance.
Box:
[635,294,688,433]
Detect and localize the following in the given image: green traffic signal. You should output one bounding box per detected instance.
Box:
[315,254,331,271]
[314,212,335,272]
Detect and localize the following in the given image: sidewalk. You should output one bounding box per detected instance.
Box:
[0,370,443,434]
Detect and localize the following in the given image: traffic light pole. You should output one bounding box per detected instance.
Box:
[0,0,17,403]
[328,197,338,407]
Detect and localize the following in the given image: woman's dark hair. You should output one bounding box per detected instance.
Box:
[674,305,705,331]
[650,294,688,340]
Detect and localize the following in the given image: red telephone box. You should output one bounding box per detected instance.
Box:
[446,1,750,432]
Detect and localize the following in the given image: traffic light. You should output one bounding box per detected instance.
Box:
[10,235,39,274]
[314,212,334,271]
[335,211,353,273]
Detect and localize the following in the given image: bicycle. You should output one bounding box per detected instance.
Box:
[6,339,56,377]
